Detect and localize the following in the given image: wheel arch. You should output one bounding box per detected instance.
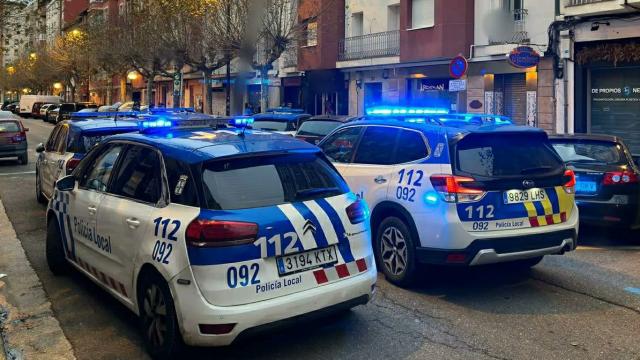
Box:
[134,263,165,315]
[370,201,421,247]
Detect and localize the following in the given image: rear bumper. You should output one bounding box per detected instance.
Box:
[576,199,640,228]
[171,265,376,347]
[416,229,578,266]
[0,143,27,157]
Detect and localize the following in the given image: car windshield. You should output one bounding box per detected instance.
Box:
[455,133,563,177]
[67,129,137,153]
[297,120,342,137]
[252,120,292,132]
[201,152,348,210]
[551,140,626,166]
[0,121,20,132]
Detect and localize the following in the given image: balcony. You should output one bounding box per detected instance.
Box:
[338,30,399,61]
[562,0,630,16]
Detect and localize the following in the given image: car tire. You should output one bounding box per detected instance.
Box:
[36,170,47,204]
[375,217,418,287]
[18,152,28,165]
[46,219,70,275]
[138,272,183,359]
[508,256,544,269]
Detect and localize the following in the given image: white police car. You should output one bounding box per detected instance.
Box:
[318,106,579,286]
[46,115,376,358]
[35,112,139,204]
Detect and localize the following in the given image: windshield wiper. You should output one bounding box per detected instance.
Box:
[296,187,341,199]
[521,166,555,174]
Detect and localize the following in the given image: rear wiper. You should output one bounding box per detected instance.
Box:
[296,187,341,199]
[521,166,554,174]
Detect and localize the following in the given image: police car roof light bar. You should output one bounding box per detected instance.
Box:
[70,111,140,119]
[365,106,450,116]
[149,107,196,114]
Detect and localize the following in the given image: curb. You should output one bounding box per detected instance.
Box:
[0,200,75,360]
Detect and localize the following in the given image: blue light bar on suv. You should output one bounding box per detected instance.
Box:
[137,114,228,133]
[229,116,255,128]
[366,106,449,116]
[70,111,140,119]
[148,107,195,114]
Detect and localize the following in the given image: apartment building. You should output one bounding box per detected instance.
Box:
[1,1,29,67]
[555,0,640,153]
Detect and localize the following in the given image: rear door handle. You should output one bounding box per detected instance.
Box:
[374,176,387,184]
[87,205,97,215]
[126,218,141,229]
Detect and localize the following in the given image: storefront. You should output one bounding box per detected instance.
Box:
[574,40,640,153]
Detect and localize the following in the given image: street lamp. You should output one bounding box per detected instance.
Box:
[127,71,139,81]
[53,82,63,90]
[29,53,37,61]
[6,66,15,75]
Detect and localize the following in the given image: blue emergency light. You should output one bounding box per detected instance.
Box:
[140,118,173,129]
[229,117,255,128]
[366,106,449,116]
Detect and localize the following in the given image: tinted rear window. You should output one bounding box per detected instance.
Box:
[201,153,348,210]
[551,140,626,166]
[455,133,563,177]
[252,120,293,132]
[297,121,341,137]
[60,104,75,111]
[67,130,137,153]
[0,121,20,132]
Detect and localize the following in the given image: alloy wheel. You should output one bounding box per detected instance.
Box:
[380,226,408,276]
[142,284,168,348]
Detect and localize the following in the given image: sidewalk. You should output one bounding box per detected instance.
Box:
[0,200,74,360]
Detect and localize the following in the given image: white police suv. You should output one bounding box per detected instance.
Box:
[46,115,375,358]
[318,107,579,287]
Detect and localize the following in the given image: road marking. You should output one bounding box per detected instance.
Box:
[576,246,607,251]
[624,287,640,296]
[576,245,640,251]
[0,171,35,176]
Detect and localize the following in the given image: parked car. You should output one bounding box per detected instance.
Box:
[18,95,61,116]
[295,115,352,144]
[252,109,311,136]
[39,104,55,119]
[48,103,98,123]
[318,109,579,286]
[0,118,29,164]
[35,117,139,203]
[31,102,45,118]
[4,102,20,114]
[550,134,640,229]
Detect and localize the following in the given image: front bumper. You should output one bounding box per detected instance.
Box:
[0,143,27,158]
[170,265,377,347]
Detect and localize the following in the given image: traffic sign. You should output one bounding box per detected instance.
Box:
[449,56,468,79]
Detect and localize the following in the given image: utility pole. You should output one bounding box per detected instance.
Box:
[225,0,231,116]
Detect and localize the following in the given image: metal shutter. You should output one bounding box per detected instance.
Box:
[502,74,527,125]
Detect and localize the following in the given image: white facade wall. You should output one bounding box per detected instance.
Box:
[1,4,29,67]
[345,0,399,36]
[45,0,61,45]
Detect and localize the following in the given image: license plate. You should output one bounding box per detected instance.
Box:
[277,246,338,276]
[575,179,597,194]
[503,188,548,204]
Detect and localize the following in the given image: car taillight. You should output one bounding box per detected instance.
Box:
[603,170,639,185]
[563,169,576,194]
[186,219,258,248]
[430,175,484,203]
[66,158,81,175]
[346,199,368,224]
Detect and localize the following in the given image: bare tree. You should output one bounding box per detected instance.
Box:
[49,29,92,101]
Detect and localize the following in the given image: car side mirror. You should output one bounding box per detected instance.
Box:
[56,175,76,192]
[35,143,45,153]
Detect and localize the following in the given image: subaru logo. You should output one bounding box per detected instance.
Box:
[303,220,317,236]
[523,180,536,189]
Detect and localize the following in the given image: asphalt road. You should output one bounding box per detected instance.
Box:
[2,117,640,360]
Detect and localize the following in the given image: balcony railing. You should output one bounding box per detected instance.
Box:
[338,30,399,61]
[567,0,612,6]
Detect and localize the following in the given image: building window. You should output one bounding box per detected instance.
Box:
[411,0,434,29]
[305,20,317,47]
[387,4,400,31]
[351,12,363,37]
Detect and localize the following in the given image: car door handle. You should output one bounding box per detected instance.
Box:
[126,218,141,228]
[374,176,387,184]
[87,205,97,215]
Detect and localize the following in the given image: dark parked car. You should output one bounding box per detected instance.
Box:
[47,102,98,123]
[295,115,352,144]
[45,104,60,123]
[550,134,640,229]
[31,102,45,118]
[0,118,29,164]
[3,102,20,114]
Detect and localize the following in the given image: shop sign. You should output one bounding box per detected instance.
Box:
[591,86,640,102]
[449,79,467,92]
[449,56,468,79]
[508,46,540,69]
[283,77,302,87]
[419,79,448,92]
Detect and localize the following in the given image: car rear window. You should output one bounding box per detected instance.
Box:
[0,121,20,132]
[252,120,292,132]
[67,130,137,153]
[201,153,349,210]
[454,133,563,178]
[551,140,626,166]
[60,104,75,111]
[297,121,341,137]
